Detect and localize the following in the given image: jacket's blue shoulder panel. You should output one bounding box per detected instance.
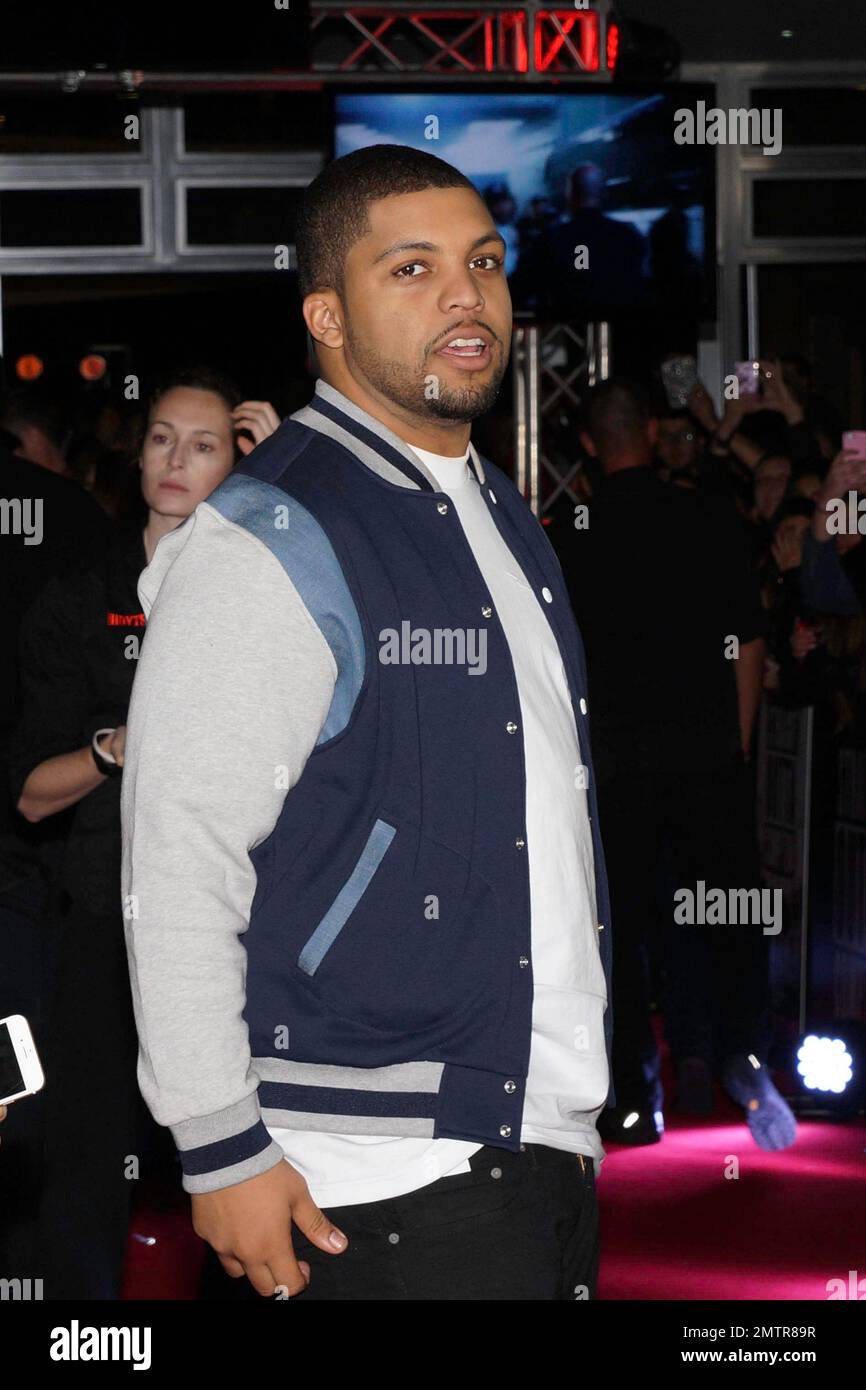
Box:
[205,470,365,745]
[232,416,315,485]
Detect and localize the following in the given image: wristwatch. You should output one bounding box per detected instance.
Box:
[91,727,122,777]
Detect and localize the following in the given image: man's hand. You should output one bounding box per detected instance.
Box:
[687,381,718,434]
[191,1158,348,1298]
[758,358,804,426]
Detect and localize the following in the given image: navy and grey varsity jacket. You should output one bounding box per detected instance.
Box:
[120,378,614,1194]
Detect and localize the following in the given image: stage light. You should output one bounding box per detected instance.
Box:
[797,1035,853,1095]
[794,1021,866,1118]
[606,20,619,71]
[79,353,108,381]
[15,354,44,381]
[606,10,680,81]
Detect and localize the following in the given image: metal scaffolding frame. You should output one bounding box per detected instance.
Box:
[0,3,611,88]
[309,1,602,74]
[512,320,610,517]
[833,748,866,1025]
[757,703,814,1037]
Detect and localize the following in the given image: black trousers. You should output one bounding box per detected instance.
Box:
[204,1142,599,1302]
[0,856,52,1282]
[34,891,146,1300]
[596,759,771,1112]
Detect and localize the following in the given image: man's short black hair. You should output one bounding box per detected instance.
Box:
[581,378,652,450]
[1,387,69,451]
[294,144,479,301]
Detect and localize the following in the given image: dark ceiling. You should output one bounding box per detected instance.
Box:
[620,0,866,64]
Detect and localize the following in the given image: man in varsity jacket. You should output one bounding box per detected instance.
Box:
[120,144,614,1302]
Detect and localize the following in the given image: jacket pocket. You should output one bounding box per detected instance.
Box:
[297,817,396,977]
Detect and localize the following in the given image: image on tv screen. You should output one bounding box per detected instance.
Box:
[333,91,715,318]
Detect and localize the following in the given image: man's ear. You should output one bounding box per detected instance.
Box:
[303,290,344,352]
[647,417,659,447]
[579,429,598,458]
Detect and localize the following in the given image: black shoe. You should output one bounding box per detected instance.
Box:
[597,1106,664,1146]
[673,1056,715,1115]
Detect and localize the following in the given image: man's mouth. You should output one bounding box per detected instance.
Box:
[437,333,493,370]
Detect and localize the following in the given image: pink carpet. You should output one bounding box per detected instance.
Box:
[598,1091,866,1300]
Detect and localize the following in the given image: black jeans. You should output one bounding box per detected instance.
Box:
[207,1142,599,1302]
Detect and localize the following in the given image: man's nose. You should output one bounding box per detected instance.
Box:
[440,271,485,313]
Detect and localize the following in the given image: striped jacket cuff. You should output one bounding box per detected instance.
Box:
[171,1092,286,1194]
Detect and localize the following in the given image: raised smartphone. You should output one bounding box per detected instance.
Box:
[0,1014,45,1106]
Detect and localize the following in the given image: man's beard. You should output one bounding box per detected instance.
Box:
[345,323,506,422]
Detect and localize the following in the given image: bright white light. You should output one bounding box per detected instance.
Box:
[797,1035,853,1094]
[622,1111,640,1129]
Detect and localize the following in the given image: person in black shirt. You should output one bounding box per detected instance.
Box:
[7,368,279,1298]
[549,379,796,1153]
[1,387,71,478]
[0,445,111,1282]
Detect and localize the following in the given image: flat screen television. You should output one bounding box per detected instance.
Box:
[332,88,716,320]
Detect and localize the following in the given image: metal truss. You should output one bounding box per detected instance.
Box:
[309,2,604,76]
[311,3,528,74]
[513,319,609,518]
[0,4,610,88]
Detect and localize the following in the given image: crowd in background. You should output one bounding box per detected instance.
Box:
[653,355,865,746]
[542,352,866,752]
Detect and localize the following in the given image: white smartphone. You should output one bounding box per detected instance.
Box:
[0,1014,45,1105]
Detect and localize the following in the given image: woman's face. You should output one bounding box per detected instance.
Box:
[139,387,236,518]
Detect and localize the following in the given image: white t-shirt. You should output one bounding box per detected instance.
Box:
[268,444,608,1206]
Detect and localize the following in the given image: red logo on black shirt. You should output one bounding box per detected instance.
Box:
[106,611,146,627]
